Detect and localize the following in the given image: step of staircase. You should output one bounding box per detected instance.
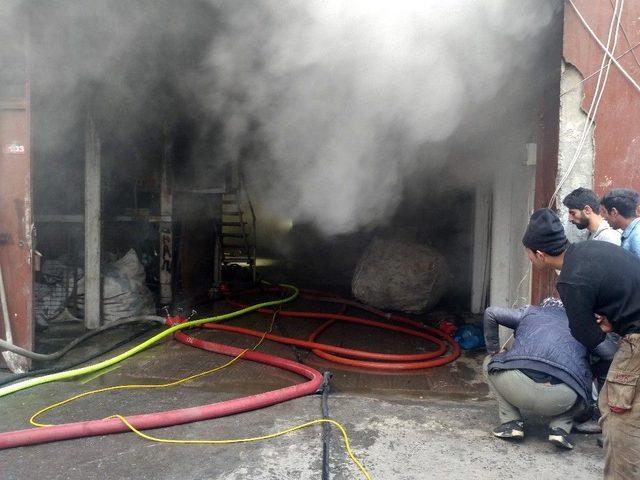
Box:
[223,256,252,263]
[221,233,246,239]
[222,221,246,227]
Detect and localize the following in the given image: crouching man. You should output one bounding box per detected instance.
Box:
[483,299,592,449]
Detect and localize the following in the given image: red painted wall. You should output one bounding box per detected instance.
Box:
[532,12,563,304]
[533,2,640,303]
[563,0,640,194]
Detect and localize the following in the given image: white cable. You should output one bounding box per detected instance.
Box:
[551,0,621,206]
[560,40,640,97]
[556,0,623,191]
[548,0,623,208]
[512,0,622,351]
[568,0,640,94]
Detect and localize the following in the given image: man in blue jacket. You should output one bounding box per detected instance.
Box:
[483,299,593,449]
[600,188,640,257]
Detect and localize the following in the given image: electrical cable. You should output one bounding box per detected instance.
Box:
[320,371,332,480]
[275,296,348,365]
[0,284,299,399]
[0,315,165,362]
[274,314,308,364]
[558,0,621,198]
[0,321,161,389]
[110,415,371,480]
[608,0,640,69]
[568,0,640,94]
[549,0,624,208]
[560,40,640,97]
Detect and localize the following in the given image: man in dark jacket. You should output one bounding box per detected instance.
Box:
[483,299,591,449]
[523,208,640,478]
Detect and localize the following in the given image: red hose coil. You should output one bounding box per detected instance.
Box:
[220,287,461,370]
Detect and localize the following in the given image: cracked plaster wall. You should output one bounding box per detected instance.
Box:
[557,60,595,242]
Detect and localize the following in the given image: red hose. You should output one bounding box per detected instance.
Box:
[220,287,461,370]
[0,335,323,450]
[0,287,460,450]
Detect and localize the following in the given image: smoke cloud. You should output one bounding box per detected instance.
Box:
[205,0,561,234]
[3,0,560,236]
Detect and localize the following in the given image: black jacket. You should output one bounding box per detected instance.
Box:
[557,241,640,349]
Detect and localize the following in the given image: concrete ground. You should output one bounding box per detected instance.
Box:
[0,304,604,479]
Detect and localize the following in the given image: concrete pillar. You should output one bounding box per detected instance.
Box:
[490,145,537,345]
[159,135,173,305]
[470,185,491,314]
[84,116,101,329]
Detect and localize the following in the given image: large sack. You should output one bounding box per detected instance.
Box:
[352,236,450,313]
[77,249,155,323]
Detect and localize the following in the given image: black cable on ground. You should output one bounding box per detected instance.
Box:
[320,371,333,480]
[0,322,161,388]
[0,315,165,362]
[274,320,307,364]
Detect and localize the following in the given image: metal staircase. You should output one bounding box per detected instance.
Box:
[220,173,256,282]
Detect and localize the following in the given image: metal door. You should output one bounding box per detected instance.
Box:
[0,90,34,363]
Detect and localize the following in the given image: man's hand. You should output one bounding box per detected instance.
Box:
[595,313,613,333]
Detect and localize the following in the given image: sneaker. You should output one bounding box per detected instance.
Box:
[492,420,524,440]
[573,419,601,434]
[549,428,574,450]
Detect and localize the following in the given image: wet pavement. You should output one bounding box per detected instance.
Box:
[0,304,603,479]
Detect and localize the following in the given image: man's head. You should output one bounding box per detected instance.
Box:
[522,208,568,270]
[601,188,639,229]
[562,187,601,230]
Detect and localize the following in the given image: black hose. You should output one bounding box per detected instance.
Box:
[0,322,161,388]
[274,320,307,364]
[320,371,332,480]
[0,315,165,362]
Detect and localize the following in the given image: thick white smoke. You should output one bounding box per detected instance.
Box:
[206,0,560,235]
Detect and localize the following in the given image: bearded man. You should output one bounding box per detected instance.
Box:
[562,187,620,245]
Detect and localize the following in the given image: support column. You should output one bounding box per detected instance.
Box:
[470,185,491,314]
[490,145,537,345]
[159,135,173,305]
[84,116,101,329]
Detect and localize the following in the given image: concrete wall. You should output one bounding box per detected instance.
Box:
[556,61,594,242]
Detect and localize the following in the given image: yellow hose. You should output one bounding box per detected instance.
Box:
[29,309,282,427]
[0,284,298,399]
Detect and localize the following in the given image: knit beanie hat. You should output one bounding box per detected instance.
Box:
[522,208,568,256]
